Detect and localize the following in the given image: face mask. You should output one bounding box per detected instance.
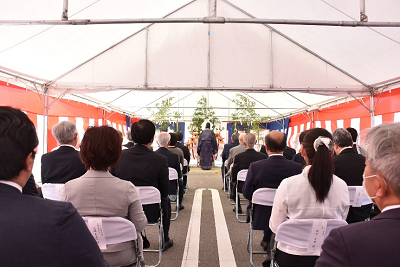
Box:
[362,174,377,201]
[362,174,388,202]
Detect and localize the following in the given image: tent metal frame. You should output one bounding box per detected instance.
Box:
[3,17,400,28]
[2,0,399,152]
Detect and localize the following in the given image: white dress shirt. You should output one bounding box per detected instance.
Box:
[269,165,350,256]
[0,180,22,192]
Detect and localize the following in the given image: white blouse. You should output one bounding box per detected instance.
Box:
[269,165,349,256]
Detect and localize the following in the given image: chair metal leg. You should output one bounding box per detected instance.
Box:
[143,211,163,267]
[228,181,235,205]
[170,182,179,221]
[247,207,268,267]
[236,189,247,223]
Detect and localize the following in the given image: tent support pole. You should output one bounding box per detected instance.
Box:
[360,0,368,22]
[62,0,68,21]
[42,90,49,154]
[207,0,216,88]
[270,29,273,88]
[370,94,375,128]
[145,27,149,88]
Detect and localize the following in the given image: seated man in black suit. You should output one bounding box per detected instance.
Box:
[110,119,173,250]
[221,133,240,188]
[175,131,191,189]
[317,123,400,267]
[231,133,267,213]
[0,106,108,266]
[156,132,184,210]
[242,131,302,251]
[41,120,86,184]
[332,128,371,223]
[346,127,359,152]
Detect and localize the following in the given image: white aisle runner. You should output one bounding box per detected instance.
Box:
[181,188,237,267]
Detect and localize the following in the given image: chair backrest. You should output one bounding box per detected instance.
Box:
[348,186,372,207]
[82,216,137,250]
[275,219,347,254]
[136,186,161,205]
[252,188,276,206]
[42,183,65,201]
[237,169,248,182]
[168,167,179,181]
[183,159,188,167]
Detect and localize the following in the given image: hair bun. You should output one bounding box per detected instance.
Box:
[313,136,333,152]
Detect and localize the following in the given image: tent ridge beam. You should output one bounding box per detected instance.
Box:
[48,86,370,94]
[2,18,400,27]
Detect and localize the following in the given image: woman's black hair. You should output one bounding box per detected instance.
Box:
[303,128,334,203]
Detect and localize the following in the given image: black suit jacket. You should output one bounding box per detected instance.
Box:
[41,146,86,184]
[123,142,134,149]
[176,142,191,166]
[110,144,169,199]
[110,144,170,224]
[0,183,108,266]
[242,155,302,230]
[22,174,38,196]
[260,145,267,155]
[292,152,306,167]
[333,148,365,186]
[221,141,240,162]
[231,148,267,186]
[156,147,182,179]
[283,146,296,160]
[334,148,370,223]
[316,208,400,267]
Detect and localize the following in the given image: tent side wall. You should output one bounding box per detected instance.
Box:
[287,87,400,147]
[0,81,128,183]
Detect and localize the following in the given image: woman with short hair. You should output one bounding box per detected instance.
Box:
[61,126,147,267]
[269,128,349,267]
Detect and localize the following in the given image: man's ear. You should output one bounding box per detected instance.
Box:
[375,174,387,198]
[24,152,34,172]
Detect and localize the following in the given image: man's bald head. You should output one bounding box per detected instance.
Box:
[239,133,246,144]
[265,130,287,154]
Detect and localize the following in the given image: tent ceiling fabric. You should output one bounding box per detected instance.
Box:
[1,0,400,120]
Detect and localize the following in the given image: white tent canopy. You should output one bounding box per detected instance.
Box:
[1,0,400,120]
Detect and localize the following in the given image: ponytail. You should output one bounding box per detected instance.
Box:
[303,129,334,203]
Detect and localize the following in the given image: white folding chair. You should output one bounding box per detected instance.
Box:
[248,188,276,267]
[82,216,141,266]
[136,186,163,267]
[168,168,179,221]
[235,169,248,222]
[270,219,348,267]
[348,186,373,207]
[42,183,64,201]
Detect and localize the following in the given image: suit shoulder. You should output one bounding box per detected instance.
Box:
[23,194,76,214]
